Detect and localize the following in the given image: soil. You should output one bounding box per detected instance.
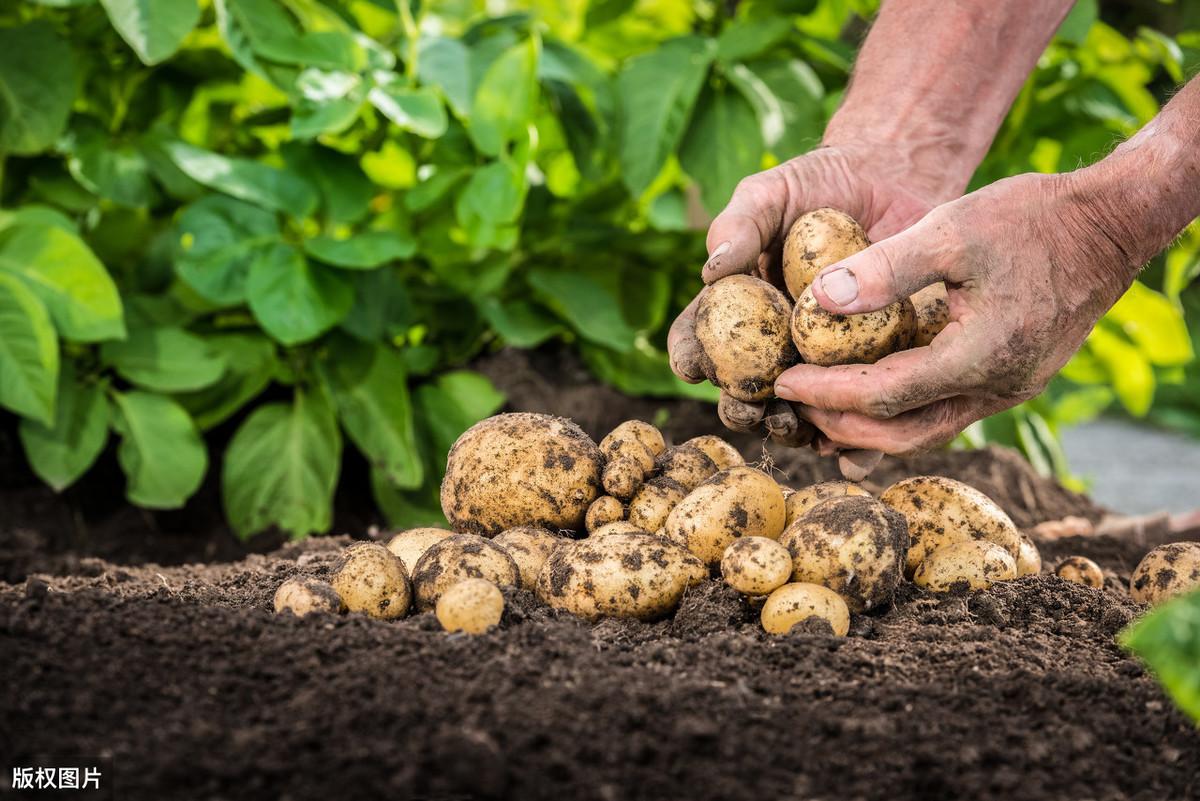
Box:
[2,348,1197,800]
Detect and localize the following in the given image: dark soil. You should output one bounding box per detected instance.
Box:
[2,348,1197,801]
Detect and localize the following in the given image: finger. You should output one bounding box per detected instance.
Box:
[701,171,788,283]
[667,292,707,383]
[838,449,883,482]
[797,400,982,455]
[763,400,816,448]
[717,392,766,432]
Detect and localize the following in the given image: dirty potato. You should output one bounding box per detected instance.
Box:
[910,283,951,347]
[536,532,707,621]
[721,537,793,596]
[274,576,343,617]
[493,525,564,589]
[655,445,719,492]
[1129,542,1200,606]
[591,521,651,538]
[781,208,869,300]
[386,527,454,575]
[411,533,520,610]
[440,413,603,536]
[435,578,505,634]
[665,466,787,566]
[683,435,744,470]
[781,495,908,612]
[790,285,916,366]
[586,495,626,532]
[602,455,645,500]
[761,582,850,636]
[600,420,665,469]
[1015,532,1042,577]
[627,477,688,532]
[695,275,798,402]
[784,480,872,527]
[330,542,412,620]
[913,541,1017,592]
[1055,555,1104,588]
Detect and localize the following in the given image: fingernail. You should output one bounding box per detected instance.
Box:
[704,241,731,270]
[821,268,859,306]
[774,379,797,401]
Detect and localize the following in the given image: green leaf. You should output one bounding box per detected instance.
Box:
[110,391,207,509]
[99,0,201,65]
[478,297,563,348]
[246,244,353,345]
[1106,281,1194,367]
[1088,325,1155,416]
[175,333,277,431]
[582,342,721,401]
[617,36,716,196]
[63,119,158,208]
[1121,588,1200,723]
[290,69,364,139]
[175,195,280,305]
[716,16,793,64]
[738,58,825,158]
[304,230,416,269]
[318,339,423,489]
[528,264,638,351]
[159,139,317,217]
[370,468,447,530]
[0,22,76,155]
[215,0,357,76]
[1051,386,1114,426]
[469,37,539,157]
[18,365,109,491]
[679,86,764,214]
[405,167,470,212]
[280,143,374,225]
[418,37,473,118]
[1056,0,1097,45]
[415,370,506,459]
[101,326,226,392]
[455,160,528,228]
[0,274,59,424]
[222,387,341,539]
[339,267,413,342]
[368,77,448,138]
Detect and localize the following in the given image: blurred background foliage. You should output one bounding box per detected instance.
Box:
[0,0,1198,538]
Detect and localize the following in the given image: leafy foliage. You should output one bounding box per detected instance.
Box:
[1122,589,1200,723]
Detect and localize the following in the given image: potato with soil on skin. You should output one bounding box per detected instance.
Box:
[1129,542,1200,606]
[695,274,798,402]
[1055,555,1103,588]
[790,285,917,367]
[493,525,564,589]
[1015,532,1042,577]
[435,578,505,634]
[590,521,650,538]
[536,532,707,621]
[654,445,719,493]
[440,412,603,536]
[780,495,908,612]
[412,533,520,610]
[913,540,1017,592]
[585,495,626,532]
[599,421,663,500]
[721,537,793,596]
[881,475,1022,577]
[386,527,454,575]
[910,283,951,347]
[330,542,412,620]
[683,435,744,471]
[627,477,688,532]
[665,466,787,566]
[781,207,870,300]
[761,582,850,636]
[273,576,343,617]
[784,480,872,528]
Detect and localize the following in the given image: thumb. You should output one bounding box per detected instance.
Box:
[701,173,786,283]
[809,229,943,315]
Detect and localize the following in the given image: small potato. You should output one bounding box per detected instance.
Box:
[913,541,1017,592]
[627,477,688,532]
[655,445,719,493]
[881,476,1022,577]
[665,466,787,566]
[600,420,664,470]
[586,496,626,532]
[331,542,412,619]
[761,582,850,636]
[781,496,908,612]
[910,283,950,347]
[386,527,454,575]
[536,532,707,620]
[602,455,645,500]
[781,208,869,300]
[1015,532,1042,577]
[683,435,744,471]
[784,480,872,527]
[494,525,564,589]
[1054,555,1103,588]
[435,579,504,634]
[412,533,520,610]
[695,275,798,402]
[721,537,792,596]
[274,577,343,617]
[1129,542,1200,606]
[591,521,650,537]
[791,286,916,367]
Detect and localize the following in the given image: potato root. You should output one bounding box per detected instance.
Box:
[1129,542,1200,606]
[330,542,412,620]
[761,582,850,636]
[436,578,505,634]
[913,540,1017,592]
[386,527,454,575]
[721,537,793,596]
[781,208,869,300]
[695,275,797,402]
[586,495,626,532]
[784,480,872,528]
[627,477,688,533]
[665,466,787,566]
[494,526,564,589]
[791,286,916,367]
[412,533,520,610]
[274,576,343,617]
[910,283,950,347]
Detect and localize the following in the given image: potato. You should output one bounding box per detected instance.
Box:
[600,420,665,470]
[1129,542,1200,606]
[781,208,870,300]
[586,495,626,532]
[435,579,504,634]
[493,525,564,589]
[1054,555,1103,588]
[440,412,603,536]
[761,582,850,636]
[665,466,787,566]
[627,477,688,532]
[695,274,797,402]
[330,542,412,619]
[273,576,343,617]
[1015,532,1042,577]
[591,521,650,538]
[913,541,1017,592]
[536,532,707,621]
[654,445,719,492]
[412,533,520,610]
[683,435,744,471]
[791,285,916,367]
[910,283,950,347]
[780,495,908,612]
[602,455,645,500]
[386,527,454,575]
[784,480,872,527]
[881,476,1022,577]
[721,537,792,596]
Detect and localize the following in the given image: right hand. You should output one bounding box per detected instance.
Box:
[666,144,941,479]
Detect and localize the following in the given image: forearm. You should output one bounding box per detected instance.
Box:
[823,0,1074,203]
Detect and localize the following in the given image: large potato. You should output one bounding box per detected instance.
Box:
[760,582,850,636]
[721,537,792,596]
[386,527,454,575]
[665,466,787,566]
[683,435,744,471]
[331,542,412,619]
[780,495,908,612]
[913,540,1017,592]
[784,480,872,527]
[791,285,916,366]
[627,477,688,532]
[910,283,950,347]
[412,533,520,610]
[881,476,1021,577]
[654,445,718,492]
[695,275,797,402]
[536,532,706,621]
[781,208,869,300]
[493,525,564,589]
[440,413,603,536]
[1129,542,1200,606]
